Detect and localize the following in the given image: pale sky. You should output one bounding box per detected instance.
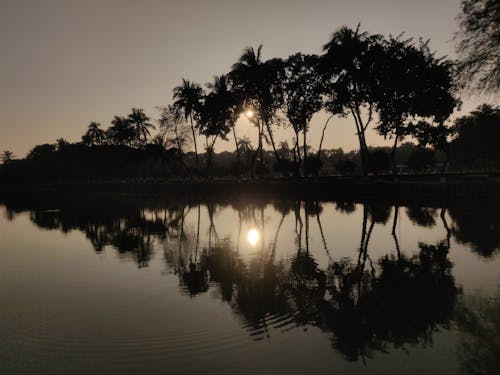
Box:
[0,0,490,157]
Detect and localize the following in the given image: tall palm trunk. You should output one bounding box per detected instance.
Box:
[232,127,241,170]
[189,114,199,174]
[258,121,264,167]
[264,120,281,165]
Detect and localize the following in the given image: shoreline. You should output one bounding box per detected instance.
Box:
[1,177,499,207]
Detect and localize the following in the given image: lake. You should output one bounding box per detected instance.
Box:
[1,191,499,374]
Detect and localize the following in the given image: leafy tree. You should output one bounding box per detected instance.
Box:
[455,0,500,94]
[206,75,242,168]
[173,79,204,172]
[198,86,232,178]
[411,121,455,173]
[321,25,385,176]
[451,104,500,168]
[128,108,155,146]
[280,53,324,176]
[83,122,105,146]
[375,37,458,177]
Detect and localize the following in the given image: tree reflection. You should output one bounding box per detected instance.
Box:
[449,204,500,258]
[455,288,500,375]
[160,201,461,360]
[1,192,497,363]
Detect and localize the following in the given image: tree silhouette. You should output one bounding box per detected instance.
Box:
[321,25,384,176]
[455,0,500,94]
[128,108,155,146]
[173,79,204,173]
[83,122,106,146]
[197,88,232,178]
[230,45,283,173]
[451,104,500,169]
[375,37,458,177]
[107,116,135,146]
[157,105,192,174]
[280,53,324,177]
[1,150,14,164]
[206,75,243,171]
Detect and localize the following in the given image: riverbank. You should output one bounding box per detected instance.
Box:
[1,175,500,207]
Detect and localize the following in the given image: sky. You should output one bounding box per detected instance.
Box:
[0,0,492,157]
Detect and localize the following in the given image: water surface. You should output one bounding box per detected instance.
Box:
[1,192,499,374]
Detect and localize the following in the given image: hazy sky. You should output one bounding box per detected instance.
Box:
[0,0,488,156]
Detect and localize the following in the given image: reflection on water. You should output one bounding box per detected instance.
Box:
[247,228,260,247]
[0,192,499,374]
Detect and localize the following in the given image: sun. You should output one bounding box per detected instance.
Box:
[245,110,254,119]
[247,228,260,247]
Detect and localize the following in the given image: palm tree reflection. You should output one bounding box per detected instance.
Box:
[1,192,496,364]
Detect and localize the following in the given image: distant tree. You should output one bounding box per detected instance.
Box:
[321,25,385,176]
[173,79,204,173]
[335,158,357,175]
[237,136,253,174]
[369,149,390,174]
[83,122,105,146]
[128,108,155,146]
[107,116,135,146]
[56,138,69,151]
[407,148,436,172]
[1,150,14,164]
[158,105,192,174]
[27,144,56,159]
[411,121,455,173]
[451,104,500,168]
[158,105,191,152]
[280,53,324,176]
[455,0,500,94]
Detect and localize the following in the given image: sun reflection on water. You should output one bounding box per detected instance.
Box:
[247,228,260,247]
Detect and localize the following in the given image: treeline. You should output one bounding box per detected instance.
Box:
[0,22,499,182]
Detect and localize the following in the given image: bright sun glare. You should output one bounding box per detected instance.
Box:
[247,228,260,247]
[245,110,254,119]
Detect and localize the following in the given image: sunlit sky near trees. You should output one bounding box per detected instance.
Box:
[0,0,492,156]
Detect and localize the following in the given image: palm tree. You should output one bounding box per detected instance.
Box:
[0,150,14,164]
[321,25,383,176]
[128,108,155,146]
[230,45,283,171]
[173,79,203,173]
[107,116,135,146]
[83,122,106,146]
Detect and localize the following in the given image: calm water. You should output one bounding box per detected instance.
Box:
[1,192,499,374]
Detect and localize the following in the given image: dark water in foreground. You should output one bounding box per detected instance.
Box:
[1,192,499,374]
